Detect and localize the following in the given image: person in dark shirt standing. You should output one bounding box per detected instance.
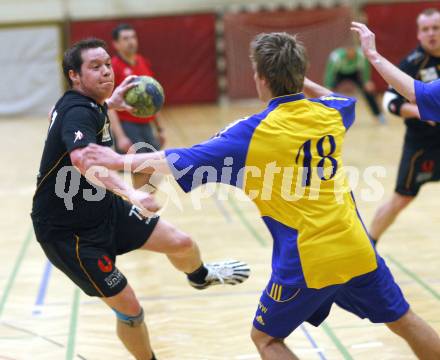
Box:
[31,38,250,360]
[369,8,440,245]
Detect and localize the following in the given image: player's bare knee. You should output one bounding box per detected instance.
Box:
[386,309,411,335]
[250,327,276,350]
[108,287,141,316]
[173,232,194,253]
[391,194,413,212]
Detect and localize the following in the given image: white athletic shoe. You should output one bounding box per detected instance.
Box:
[188,260,251,290]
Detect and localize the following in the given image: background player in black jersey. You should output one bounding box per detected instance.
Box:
[370,8,440,245]
[31,38,249,360]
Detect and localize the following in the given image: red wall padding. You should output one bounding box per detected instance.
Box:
[364,1,440,92]
[70,14,218,105]
[224,7,352,99]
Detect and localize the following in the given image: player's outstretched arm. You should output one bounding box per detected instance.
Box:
[303,78,332,97]
[70,146,160,217]
[351,22,416,103]
[82,144,172,175]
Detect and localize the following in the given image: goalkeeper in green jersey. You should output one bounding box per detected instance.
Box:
[324,46,386,123]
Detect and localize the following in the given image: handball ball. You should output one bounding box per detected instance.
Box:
[124,76,165,117]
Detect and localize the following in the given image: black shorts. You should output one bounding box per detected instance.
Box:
[395,140,440,196]
[334,72,363,88]
[32,196,159,297]
[116,121,161,154]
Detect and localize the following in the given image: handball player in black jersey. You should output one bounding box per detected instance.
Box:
[370,8,440,245]
[31,38,250,360]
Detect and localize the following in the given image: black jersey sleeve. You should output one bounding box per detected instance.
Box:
[61,106,99,153]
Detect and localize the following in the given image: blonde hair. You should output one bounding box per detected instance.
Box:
[250,32,308,96]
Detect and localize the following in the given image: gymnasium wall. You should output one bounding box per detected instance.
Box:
[2,0,440,115]
[224,6,352,99]
[70,14,218,104]
[0,25,63,116]
[364,1,440,91]
[0,0,347,22]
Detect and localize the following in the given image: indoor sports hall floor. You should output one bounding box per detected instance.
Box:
[1,95,439,359]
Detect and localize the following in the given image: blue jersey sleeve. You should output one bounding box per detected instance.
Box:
[165,117,258,193]
[415,79,440,122]
[309,93,356,130]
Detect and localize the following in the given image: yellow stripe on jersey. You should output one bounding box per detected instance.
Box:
[270,283,275,298]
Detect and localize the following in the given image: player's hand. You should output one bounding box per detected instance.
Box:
[351,22,378,60]
[128,189,161,217]
[106,75,137,112]
[427,120,437,127]
[83,144,124,171]
[116,135,133,153]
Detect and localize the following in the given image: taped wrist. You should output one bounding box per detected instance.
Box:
[388,97,405,116]
[113,307,144,327]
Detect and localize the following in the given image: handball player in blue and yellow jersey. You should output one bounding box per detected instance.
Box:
[82,32,440,359]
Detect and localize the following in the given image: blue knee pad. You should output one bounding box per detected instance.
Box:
[113,307,144,327]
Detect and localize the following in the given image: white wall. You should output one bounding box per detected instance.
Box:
[0,26,63,116]
[0,0,348,22]
[0,0,435,23]
[0,0,65,23]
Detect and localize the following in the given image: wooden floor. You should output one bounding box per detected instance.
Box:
[1,96,439,360]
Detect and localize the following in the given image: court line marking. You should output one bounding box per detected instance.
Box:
[227,197,267,246]
[33,260,53,315]
[212,194,233,223]
[45,290,262,308]
[0,321,87,360]
[386,255,440,302]
[321,322,353,360]
[41,276,440,308]
[66,288,81,360]
[300,324,328,360]
[0,225,33,318]
[350,341,383,349]
[0,355,17,360]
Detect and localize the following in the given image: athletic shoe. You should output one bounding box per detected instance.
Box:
[188,260,250,290]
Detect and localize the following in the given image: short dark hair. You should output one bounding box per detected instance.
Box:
[250,32,307,97]
[112,23,135,41]
[62,38,108,87]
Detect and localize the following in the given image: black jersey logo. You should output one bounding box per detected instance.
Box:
[74,130,84,143]
[98,255,113,273]
[49,110,58,131]
[421,160,435,173]
[101,123,111,143]
[420,67,438,82]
